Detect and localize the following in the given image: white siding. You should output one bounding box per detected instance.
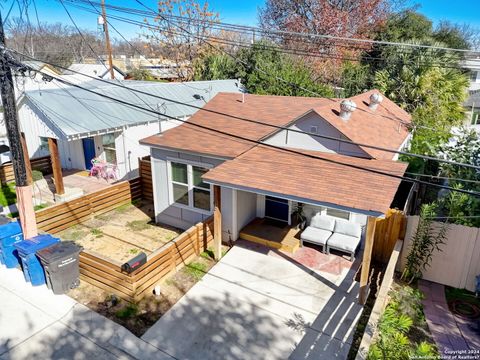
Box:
[264,111,370,157]
[150,148,225,230]
[236,190,257,239]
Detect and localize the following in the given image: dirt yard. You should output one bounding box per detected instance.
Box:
[57,201,182,263]
[68,249,226,336]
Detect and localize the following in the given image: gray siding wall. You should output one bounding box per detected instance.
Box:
[151,148,228,230]
[264,111,370,157]
[236,190,257,239]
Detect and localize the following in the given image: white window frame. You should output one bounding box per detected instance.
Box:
[39,136,49,152]
[323,206,351,221]
[167,158,213,215]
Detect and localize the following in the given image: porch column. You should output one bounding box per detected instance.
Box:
[48,138,65,195]
[359,216,377,305]
[20,132,32,184]
[213,185,222,260]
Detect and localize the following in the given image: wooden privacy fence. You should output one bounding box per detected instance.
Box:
[372,209,407,264]
[400,217,480,292]
[0,155,52,184]
[138,156,153,202]
[35,177,142,234]
[356,240,404,360]
[79,217,214,302]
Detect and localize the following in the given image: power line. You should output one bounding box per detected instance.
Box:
[61,0,468,72]
[63,0,480,55]
[12,62,480,198]
[8,47,480,172]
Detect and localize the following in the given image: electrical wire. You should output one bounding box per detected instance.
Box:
[13,62,480,198]
[8,46,480,172]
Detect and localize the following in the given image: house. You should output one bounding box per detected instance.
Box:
[140,90,411,250]
[462,54,480,128]
[18,79,244,181]
[64,63,126,81]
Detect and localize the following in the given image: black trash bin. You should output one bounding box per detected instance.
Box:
[36,241,83,295]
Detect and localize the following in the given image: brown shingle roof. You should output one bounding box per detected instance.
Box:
[140,91,411,160]
[202,145,408,214]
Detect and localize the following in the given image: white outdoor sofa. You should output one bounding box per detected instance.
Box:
[300,214,362,261]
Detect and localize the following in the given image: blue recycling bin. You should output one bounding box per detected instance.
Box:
[14,235,60,286]
[0,221,24,268]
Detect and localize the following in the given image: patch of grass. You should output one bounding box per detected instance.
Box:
[115,202,133,214]
[7,211,19,219]
[32,170,44,182]
[129,248,139,255]
[183,261,207,280]
[0,182,16,207]
[115,303,138,319]
[34,203,49,211]
[126,220,150,232]
[95,213,112,221]
[90,228,103,237]
[164,278,177,286]
[200,247,227,260]
[67,230,88,241]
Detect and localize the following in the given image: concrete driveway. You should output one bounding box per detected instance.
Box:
[0,266,171,360]
[142,242,363,359]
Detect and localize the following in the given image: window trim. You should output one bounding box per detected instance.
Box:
[167,158,213,215]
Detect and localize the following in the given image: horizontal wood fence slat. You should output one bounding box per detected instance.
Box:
[36,178,143,233]
[0,155,53,184]
[138,156,153,202]
[78,217,214,302]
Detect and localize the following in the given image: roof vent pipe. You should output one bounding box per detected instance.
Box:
[242,92,245,103]
[339,100,357,121]
[369,93,383,111]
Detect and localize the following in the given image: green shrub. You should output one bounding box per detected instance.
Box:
[32,170,44,182]
[126,220,150,231]
[115,303,138,319]
[183,261,207,280]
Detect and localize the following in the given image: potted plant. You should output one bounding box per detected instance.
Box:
[291,203,307,230]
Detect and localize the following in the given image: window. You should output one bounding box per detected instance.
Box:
[169,161,212,212]
[102,134,116,164]
[326,208,350,220]
[470,71,478,82]
[39,137,49,152]
[310,126,318,134]
[472,111,480,126]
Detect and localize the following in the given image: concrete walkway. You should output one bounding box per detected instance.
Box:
[142,243,363,359]
[419,280,480,354]
[0,266,174,360]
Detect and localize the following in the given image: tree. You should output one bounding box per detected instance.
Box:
[194,41,334,97]
[258,0,390,80]
[6,18,103,68]
[127,68,156,81]
[145,0,219,79]
[438,129,480,226]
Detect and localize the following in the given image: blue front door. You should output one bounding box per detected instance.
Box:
[82,137,96,170]
[265,196,289,222]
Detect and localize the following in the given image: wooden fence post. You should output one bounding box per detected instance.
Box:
[359,216,377,305]
[213,185,222,260]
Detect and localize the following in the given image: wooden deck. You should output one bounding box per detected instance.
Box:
[239,218,301,253]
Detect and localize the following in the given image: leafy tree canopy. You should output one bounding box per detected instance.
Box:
[194,42,334,97]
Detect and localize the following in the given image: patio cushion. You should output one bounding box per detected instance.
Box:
[310,214,335,232]
[333,219,362,238]
[301,226,332,246]
[327,232,361,253]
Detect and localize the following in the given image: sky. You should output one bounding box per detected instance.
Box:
[2,0,479,40]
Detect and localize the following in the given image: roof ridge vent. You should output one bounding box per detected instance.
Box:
[339,99,357,121]
[369,93,383,111]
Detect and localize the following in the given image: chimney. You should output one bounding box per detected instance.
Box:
[339,100,357,121]
[369,93,383,111]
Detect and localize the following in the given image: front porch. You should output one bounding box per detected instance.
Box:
[239,217,301,253]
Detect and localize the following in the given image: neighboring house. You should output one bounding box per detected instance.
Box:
[18,79,243,179]
[64,63,126,81]
[462,55,480,129]
[465,91,480,132]
[140,90,411,245]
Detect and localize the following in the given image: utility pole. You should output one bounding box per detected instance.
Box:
[0,11,37,238]
[101,0,115,80]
